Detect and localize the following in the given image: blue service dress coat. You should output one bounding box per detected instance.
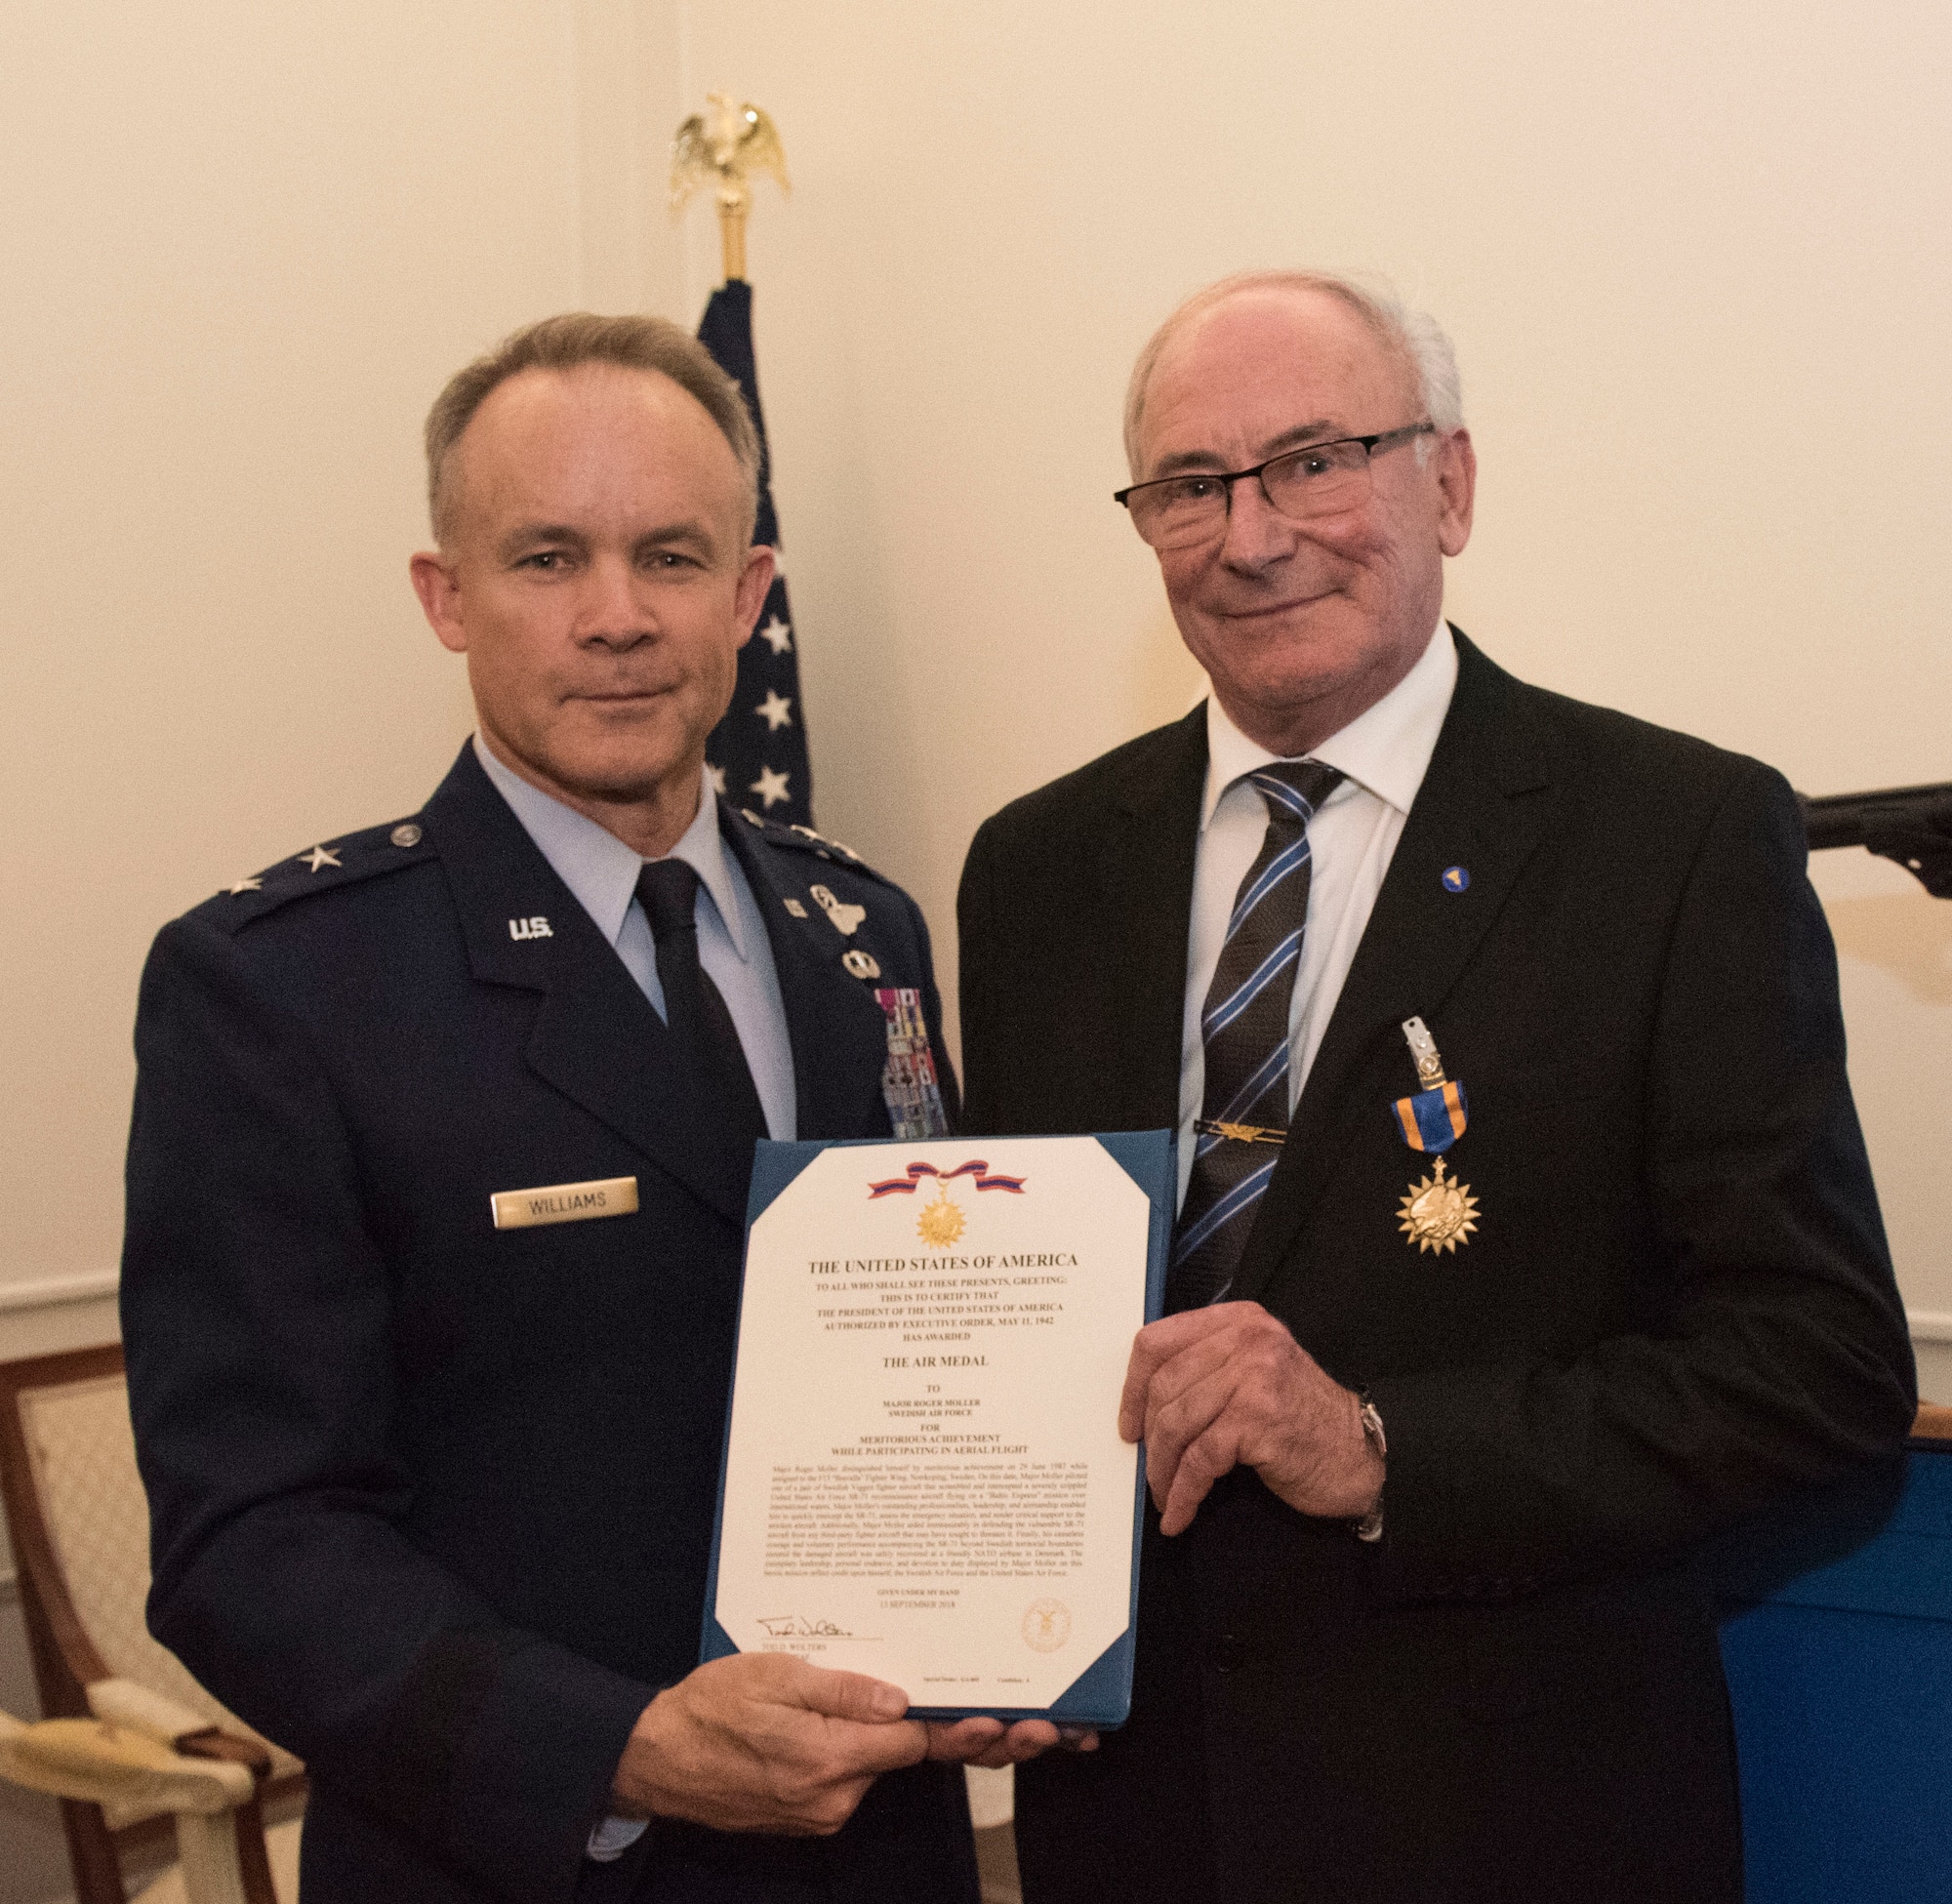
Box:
[957,633,1918,1904]
[121,744,978,1904]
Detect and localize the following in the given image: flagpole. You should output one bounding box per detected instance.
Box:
[672,96,814,829]
[718,197,747,285]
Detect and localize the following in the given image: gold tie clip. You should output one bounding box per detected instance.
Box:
[1196,1118,1286,1146]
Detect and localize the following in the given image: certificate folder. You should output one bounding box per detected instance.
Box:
[700,1131,1173,1725]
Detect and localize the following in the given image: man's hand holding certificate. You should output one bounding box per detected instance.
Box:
[702,1134,1172,1726]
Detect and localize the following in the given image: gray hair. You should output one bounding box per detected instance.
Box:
[1122,270,1464,476]
[425,311,761,545]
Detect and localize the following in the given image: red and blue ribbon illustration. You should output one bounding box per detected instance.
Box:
[868,1159,1027,1198]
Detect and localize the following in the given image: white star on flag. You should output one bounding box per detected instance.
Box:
[707,762,727,795]
[755,689,793,732]
[751,765,792,810]
[757,615,793,656]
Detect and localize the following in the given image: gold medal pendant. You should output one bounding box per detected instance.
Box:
[916,1185,966,1247]
[1398,1155,1480,1255]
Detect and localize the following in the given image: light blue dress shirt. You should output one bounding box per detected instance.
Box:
[472,735,797,1143]
[474,739,797,1861]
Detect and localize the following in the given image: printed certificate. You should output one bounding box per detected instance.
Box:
[700,1132,1171,1722]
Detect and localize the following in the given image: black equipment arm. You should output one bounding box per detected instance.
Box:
[1798,781,1952,899]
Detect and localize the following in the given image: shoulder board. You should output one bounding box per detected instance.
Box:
[734,806,896,887]
[191,815,437,933]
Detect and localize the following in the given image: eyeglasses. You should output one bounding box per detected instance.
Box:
[1115,423,1437,550]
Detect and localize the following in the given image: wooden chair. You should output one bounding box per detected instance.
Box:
[0,1345,304,1903]
[1915,1399,1952,1442]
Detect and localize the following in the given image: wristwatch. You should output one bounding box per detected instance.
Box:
[1353,1394,1387,1544]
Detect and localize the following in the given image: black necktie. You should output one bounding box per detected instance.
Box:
[634,859,768,1157]
[1166,759,1345,1314]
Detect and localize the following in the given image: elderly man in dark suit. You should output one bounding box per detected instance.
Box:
[956,271,1917,1902]
[122,312,1049,1904]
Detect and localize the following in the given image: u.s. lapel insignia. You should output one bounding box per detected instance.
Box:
[842,949,880,980]
[1392,1016,1479,1254]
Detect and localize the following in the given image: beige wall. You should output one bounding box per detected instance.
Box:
[2,0,1948,1403]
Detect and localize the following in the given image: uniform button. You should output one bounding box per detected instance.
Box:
[391,823,423,848]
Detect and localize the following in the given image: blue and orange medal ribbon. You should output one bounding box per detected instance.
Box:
[1390,1078,1468,1154]
[1393,1015,1480,1253]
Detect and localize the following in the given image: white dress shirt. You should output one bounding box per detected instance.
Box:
[1176,621,1458,1208]
[473,735,796,1142]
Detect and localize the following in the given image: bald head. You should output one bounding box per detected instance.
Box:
[1123,270,1462,480]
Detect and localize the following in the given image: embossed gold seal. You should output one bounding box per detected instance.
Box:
[1022,1598,1072,1652]
[1398,1156,1479,1255]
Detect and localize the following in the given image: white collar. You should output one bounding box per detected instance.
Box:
[1200,618,1458,830]
[471,736,750,958]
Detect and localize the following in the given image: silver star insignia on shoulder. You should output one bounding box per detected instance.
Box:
[790,823,864,863]
[301,845,342,872]
[226,876,263,895]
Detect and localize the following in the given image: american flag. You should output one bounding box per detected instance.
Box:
[696,279,812,830]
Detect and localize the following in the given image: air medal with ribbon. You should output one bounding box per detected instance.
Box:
[867,1157,1027,1249]
[1392,1016,1480,1254]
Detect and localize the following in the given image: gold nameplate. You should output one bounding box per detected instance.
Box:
[491,1176,639,1231]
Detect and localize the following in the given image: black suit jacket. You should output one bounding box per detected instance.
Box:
[122,745,977,1904]
[957,635,1916,1904]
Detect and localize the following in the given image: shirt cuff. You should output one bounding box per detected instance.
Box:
[586,1815,651,1862]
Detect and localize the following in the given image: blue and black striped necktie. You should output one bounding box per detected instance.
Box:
[1167,759,1345,1313]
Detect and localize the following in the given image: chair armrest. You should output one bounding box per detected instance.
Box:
[88,1676,214,1745]
[0,1708,254,1814]
[86,1677,274,1782]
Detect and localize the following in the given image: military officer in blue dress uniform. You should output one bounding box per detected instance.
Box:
[121,313,1050,1904]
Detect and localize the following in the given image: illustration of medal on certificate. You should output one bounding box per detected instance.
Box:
[1391,1016,1480,1254]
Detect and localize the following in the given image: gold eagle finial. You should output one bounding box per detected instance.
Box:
[671,95,790,282]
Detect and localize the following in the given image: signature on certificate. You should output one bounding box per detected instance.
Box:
[757,1614,853,1638]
